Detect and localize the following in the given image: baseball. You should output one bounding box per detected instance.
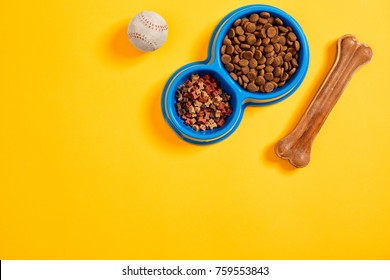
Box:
[127,11,168,52]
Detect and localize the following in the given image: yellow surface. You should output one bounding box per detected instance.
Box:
[1,0,389,260]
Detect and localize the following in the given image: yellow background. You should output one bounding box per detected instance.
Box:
[1,0,389,259]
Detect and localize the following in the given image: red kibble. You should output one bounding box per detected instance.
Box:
[217,119,225,127]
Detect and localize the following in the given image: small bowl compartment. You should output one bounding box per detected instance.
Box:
[162,64,243,144]
[162,4,310,144]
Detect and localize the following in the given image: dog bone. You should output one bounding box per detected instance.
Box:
[275,35,373,168]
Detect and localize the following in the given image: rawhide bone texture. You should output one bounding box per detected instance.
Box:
[275,35,372,168]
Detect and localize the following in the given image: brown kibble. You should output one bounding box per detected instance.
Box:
[223,37,232,45]
[233,19,242,27]
[284,52,293,62]
[287,32,297,42]
[230,72,238,81]
[228,28,235,38]
[225,63,234,72]
[221,54,231,64]
[260,28,267,39]
[281,72,289,81]
[241,66,250,74]
[265,50,275,58]
[254,38,262,47]
[253,50,261,60]
[264,44,274,53]
[265,65,274,73]
[221,45,226,54]
[274,17,283,26]
[242,51,253,60]
[255,75,266,86]
[287,47,297,55]
[260,12,270,18]
[259,68,265,77]
[233,54,240,64]
[261,37,271,46]
[279,35,286,45]
[226,44,234,54]
[294,40,300,51]
[241,43,251,50]
[246,23,256,33]
[278,26,289,33]
[266,56,274,65]
[259,56,267,65]
[264,82,275,92]
[273,43,281,53]
[274,66,282,77]
[289,68,296,76]
[272,56,283,67]
[291,58,299,68]
[246,34,257,45]
[249,58,258,68]
[238,59,249,67]
[256,64,265,70]
[247,82,259,92]
[235,26,244,35]
[234,44,242,53]
[247,71,257,81]
[242,75,249,83]
[267,27,277,38]
[271,35,280,44]
[264,72,274,81]
[238,35,246,42]
[238,76,243,85]
[249,13,259,22]
[283,61,289,71]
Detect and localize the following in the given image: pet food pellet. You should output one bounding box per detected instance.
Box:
[235,26,244,35]
[238,59,249,67]
[221,54,232,64]
[260,12,270,18]
[264,82,275,92]
[246,23,256,33]
[241,66,249,74]
[266,27,277,38]
[247,71,257,81]
[274,17,283,26]
[233,19,241,26]
[246,34,257,45]
[249,13,259,22]
[255,75,266,85]
[242,51,253,60]
[247,82,259,92]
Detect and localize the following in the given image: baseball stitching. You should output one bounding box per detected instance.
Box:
[138,12,168,32]
[128,32,158,51]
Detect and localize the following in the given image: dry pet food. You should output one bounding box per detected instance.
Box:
[175,74,233,131]
[221,12,301,93]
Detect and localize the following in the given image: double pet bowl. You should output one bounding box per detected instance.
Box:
[161,5,310,144]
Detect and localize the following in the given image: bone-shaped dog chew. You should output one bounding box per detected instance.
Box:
[275,35,373,168]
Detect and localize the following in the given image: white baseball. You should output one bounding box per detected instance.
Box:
[127,11,168,52]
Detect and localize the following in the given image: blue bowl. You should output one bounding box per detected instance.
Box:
[162,4,310,144]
